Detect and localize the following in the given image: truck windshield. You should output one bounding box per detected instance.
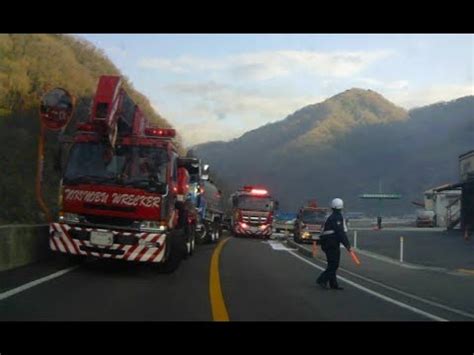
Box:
[301,210,328,224]
[237,196,273,211]
[64,142,168,188]
[187,165,200,183]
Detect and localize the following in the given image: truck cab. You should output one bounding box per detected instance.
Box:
[230,186,275,239]
[294,207,330,243]
[49,75,194,272]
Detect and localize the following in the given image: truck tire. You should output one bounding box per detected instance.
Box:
[195,225,207,245]
[212,220,222,243]
[158,229,186,273]
[186,224,196,257]
[203,222,216,244]
[176,207,195,258]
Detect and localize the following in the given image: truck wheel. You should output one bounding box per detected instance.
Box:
[195,224,207,245]
[204,223,216,244]
[190,231,196,255]
[187,225,196,257]
[183,224,195,259]
[158,230,186,273]
[213,221,222,243]
[209,227,217,243]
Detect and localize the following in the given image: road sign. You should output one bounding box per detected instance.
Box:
[359,193,401,199]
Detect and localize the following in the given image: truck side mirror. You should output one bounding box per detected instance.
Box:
[40,88,74,131]
[202,164,210,180]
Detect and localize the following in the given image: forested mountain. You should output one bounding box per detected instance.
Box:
[194,90,474,216]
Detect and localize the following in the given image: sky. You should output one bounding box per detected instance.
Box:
[79,34,474,147]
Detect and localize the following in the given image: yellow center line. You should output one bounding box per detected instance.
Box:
[457,268,474,275]
[209,236,231,321]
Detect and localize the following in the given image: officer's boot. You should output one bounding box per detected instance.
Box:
[329,278,344,290]
[316,274,329,290]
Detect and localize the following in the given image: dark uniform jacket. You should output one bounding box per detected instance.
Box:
[319,210,351,250]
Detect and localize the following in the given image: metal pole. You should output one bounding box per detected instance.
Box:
[400,236,404,263]
[354,230,358,249]
[35,123,52,222]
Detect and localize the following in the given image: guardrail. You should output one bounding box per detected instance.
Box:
[0,224,51,272]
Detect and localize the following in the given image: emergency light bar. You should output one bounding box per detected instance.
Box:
[145,128,176,138]
[250,189,268,195]
[243,186,268,195]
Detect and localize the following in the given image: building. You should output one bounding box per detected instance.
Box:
[424,185,461,228]
[435,150,474,232]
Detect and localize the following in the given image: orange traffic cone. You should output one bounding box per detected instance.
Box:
[312,241,318,258]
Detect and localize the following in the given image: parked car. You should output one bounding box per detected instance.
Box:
[416,210,436,227]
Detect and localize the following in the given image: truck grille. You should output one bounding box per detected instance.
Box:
[242,215,268,224]
[83,215,136,228]
[83,203,136,213]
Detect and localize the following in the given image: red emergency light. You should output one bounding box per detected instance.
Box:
[145,128,176,138]
[251,189,268,195]
[243,186,269,195]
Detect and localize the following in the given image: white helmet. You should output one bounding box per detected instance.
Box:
[331,198,344,210]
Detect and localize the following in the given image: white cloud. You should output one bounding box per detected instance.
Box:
[138,49,394,81]
[174,120,246,147]
[158,80,474,146]
[167,81,325,122]
[159,82,326,146]
[384,83,474,109]
[354,77,410,90]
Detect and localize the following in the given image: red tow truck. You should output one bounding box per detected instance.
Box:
[49,75,195,272]
[230,186,276,239]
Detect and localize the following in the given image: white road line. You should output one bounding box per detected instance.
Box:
[295,244,474,319]
[287,250,447,322]
[330,261,474,320]
[0,266,79,302]
[263,240,297,251]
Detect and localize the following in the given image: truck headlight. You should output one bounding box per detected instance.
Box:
[302,231,311,238]
[139,221,166,232]
[59,212,79,223]
[239,222,249,229]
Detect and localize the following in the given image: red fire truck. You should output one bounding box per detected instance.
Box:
[230,186,276,239]
[49,75,195,272]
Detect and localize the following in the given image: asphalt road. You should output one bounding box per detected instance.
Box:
[1,232,474,321]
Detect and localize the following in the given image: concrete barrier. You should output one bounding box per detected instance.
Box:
[0,224,51,272]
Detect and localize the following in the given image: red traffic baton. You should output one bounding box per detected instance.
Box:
[349,250,361,265]
[312,241,318,258]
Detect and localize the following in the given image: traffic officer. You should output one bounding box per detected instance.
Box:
[316,198,352,290]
